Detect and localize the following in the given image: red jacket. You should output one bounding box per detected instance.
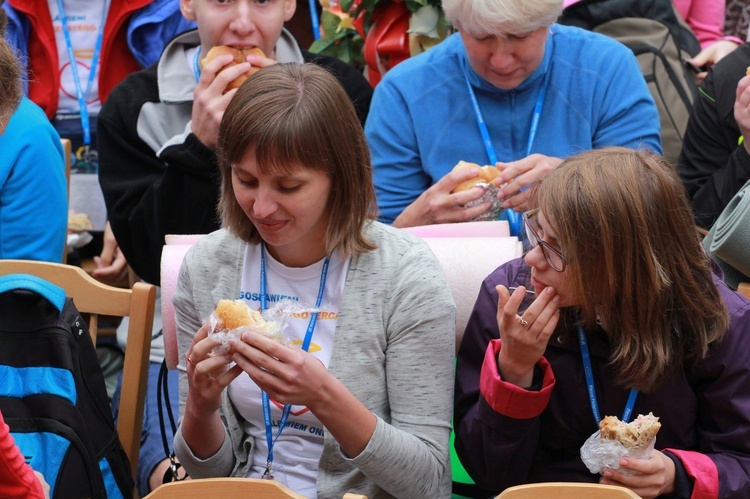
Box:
[0,410,44,499]
[7,0,151,119]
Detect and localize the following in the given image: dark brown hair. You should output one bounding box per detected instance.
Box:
[532,147,729,392]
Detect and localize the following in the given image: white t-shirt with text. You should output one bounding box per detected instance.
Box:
[229,244,349,498]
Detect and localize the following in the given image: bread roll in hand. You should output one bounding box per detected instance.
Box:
[200,45,266,91]
[451,160,500,193]
[599,412,661,450]
[214,299,278,334]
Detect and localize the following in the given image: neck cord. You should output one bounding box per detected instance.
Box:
[464,41,552,236]
[576,318,638,425]
[56,0,108,150]
[258,244,330,478]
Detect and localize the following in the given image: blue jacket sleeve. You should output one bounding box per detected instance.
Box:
[0,100,67,263]
[366,78,431,225]
[591,47,663,155]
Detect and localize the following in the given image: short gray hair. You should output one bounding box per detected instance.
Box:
[443,0,562,37]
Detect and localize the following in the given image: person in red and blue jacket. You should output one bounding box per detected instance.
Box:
[2,0,195,120]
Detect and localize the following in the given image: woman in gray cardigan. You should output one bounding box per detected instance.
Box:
[172,63,456,499]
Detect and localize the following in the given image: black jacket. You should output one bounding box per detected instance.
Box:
[678,42,750,229]
[98,30,372,285]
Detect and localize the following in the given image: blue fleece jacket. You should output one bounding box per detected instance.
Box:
[365,25,662,224]
[0,98,67,262]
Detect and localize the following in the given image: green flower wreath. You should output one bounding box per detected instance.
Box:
[309,0,450,71]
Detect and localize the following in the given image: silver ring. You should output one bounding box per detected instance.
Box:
[520,318,530,328]
[188,355,196,366]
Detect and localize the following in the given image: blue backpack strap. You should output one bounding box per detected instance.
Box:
[0,274,65,313]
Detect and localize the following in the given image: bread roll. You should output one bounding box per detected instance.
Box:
[200,45,266,91]
[451,160,500,193]
[68,212,94,232]
[214,299,277,334]
[599,412,661,449]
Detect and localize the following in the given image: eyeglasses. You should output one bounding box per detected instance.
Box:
[523,209,566,272]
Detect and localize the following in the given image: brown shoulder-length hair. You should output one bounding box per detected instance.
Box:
[216,63,376,257]
[531,147,729,392]
[0,5,22,127]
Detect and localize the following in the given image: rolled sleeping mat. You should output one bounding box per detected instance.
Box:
[706,180,750,289]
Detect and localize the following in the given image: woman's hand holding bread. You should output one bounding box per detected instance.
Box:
[393,161,496,228]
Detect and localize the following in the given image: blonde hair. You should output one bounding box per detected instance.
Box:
[532,147,729,392]
[442,0,562,36]
[216,63,376,257]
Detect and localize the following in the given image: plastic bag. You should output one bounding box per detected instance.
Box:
[466,183,503,222]
[207,299,315,355]
[580,430,656,475]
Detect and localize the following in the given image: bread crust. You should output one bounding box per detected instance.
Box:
[68,212,94,232]
[200,46,266,90]
[451,160,500,193]
[214,299,268,332]
[599,412,661,449]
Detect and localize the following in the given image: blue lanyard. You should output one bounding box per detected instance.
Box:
[193,48,202,83]
[464,62,551,237]
[465,75,498,165]
[309,0,321,40]
[577,324,638,425]
[56,0,108,147]
[259,245,330,478]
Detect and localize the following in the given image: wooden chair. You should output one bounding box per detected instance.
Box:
[738,283,750,300]
[0,259,156,489]
[496,482,641,498]
[143,477,369,499]
[61,138,72,263]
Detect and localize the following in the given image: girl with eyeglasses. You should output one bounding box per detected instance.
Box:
[454,146,750,498]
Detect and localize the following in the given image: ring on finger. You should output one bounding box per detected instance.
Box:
[520,318,530,328]
[188,354,196,366]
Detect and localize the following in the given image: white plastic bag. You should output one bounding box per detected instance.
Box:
[465,183,503,222]
[207,299,313,354]
[580,430,656,475]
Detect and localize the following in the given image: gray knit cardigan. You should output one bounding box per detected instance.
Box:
[172,222,456,498]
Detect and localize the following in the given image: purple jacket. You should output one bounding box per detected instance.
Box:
[454,258,750,498]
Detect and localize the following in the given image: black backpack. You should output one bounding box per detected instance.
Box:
[0,274,133,498]
[558,0,701,165]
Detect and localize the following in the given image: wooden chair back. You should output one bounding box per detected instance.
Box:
[61,138,72,263]
[0,259,156,487]
[144,478,370,498]
[738,282,750,300]
[144,478,311,498]
[496,482,641,498]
